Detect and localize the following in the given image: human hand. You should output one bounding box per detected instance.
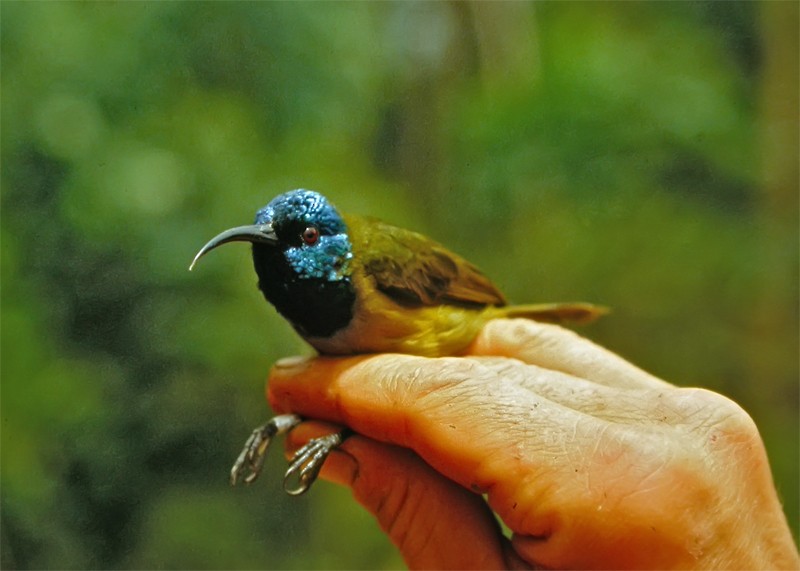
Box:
[267,319,799,570]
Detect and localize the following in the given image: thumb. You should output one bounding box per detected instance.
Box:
[286,422,528,571]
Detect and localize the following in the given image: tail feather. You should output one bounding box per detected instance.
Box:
[500,302,609,324]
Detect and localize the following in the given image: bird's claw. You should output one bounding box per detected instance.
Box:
[230,413,347,495]
[230,414,302,486]
[283,432,345,496]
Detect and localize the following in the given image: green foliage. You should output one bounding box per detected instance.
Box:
[2,2,797,568]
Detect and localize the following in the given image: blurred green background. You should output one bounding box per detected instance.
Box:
[2,2,797,568]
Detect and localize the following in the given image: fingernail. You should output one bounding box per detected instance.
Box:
[275,355,312,370]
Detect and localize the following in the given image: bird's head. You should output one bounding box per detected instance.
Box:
[190,189,353,282]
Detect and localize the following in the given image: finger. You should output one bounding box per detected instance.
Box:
[469,319,672,390]
[285,421,530,570]
[468,357,677,427]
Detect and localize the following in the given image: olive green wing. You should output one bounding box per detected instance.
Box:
[347,215,506,308]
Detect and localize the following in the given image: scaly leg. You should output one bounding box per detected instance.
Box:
[230,414,302,485]
[283,429,351,496]
[231,414,350,495]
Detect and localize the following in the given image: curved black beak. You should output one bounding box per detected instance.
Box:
[189,224,278,270]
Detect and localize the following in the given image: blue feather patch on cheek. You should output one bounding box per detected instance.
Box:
[284,234,352,281]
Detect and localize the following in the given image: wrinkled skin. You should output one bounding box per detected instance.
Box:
[268,319,799,570]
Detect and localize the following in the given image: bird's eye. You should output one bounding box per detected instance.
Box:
[301,226,319,246]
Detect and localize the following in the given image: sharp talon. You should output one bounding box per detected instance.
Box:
[283,432,344,496]
[230,428,265,485]
[230,414,302,487]
[230,416,347,494]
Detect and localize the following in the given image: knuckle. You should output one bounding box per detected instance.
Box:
[672,387,760,441]
[678,388,763,457]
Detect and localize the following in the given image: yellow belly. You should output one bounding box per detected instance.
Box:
[304,283,498,357]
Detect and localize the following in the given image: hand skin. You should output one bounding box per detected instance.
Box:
[267,319,799,570]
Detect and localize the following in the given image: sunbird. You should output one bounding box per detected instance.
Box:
[191,189,606,493]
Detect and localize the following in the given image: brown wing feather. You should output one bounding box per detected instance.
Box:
[346,215,506,308]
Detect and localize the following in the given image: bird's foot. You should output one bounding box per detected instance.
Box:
[283,431,348,496]
[230,413,302,486]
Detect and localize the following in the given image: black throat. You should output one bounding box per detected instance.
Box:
[251,244,356,339]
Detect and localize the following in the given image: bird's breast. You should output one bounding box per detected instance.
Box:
[252,243,358,339]
[260,275,357,339]
[304,271,497,357]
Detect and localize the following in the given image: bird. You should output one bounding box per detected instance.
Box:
[190,188,606,493]
[190,188,605,357]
